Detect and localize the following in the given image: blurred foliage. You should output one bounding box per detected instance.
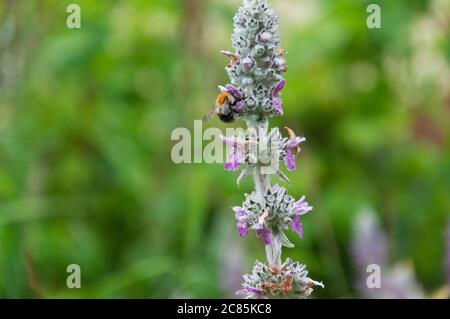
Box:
[0,0,449,298]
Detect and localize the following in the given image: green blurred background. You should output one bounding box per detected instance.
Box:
[0,0,449,298]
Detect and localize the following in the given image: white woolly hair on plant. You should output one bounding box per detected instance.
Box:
[205,0,323,299]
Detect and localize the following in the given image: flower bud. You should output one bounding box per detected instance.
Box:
[242,57,254,70]
[259,31,272,42]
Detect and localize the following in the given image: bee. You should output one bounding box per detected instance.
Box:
[203,85,243,123]
[203,92,235,123]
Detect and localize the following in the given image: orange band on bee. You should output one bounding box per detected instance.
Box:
[215,92,231,107]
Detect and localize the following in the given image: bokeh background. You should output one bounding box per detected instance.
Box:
[0,0,449,298]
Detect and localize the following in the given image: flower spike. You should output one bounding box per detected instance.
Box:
[210,0,323,299]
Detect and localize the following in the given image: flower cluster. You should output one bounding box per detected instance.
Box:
[233,185,312,246]
[212,0,323,299]
[222,127,305,184]
[237,258,324,299]
[219,0,287,121]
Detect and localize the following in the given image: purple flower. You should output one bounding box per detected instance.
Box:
[226,84,242,99]
[272,79,286,114]
[293,196,313,216]
[232,206,272,244]
[220,135,237,147]
[283,127,305,171]
[225,149,245,171]
[290,196,312,238]
[218,85,244,113]
[291,217,303,238]
[284,148,296,171]
[238,226,248,237]
[220,135,247,171]
[233,100,245,111]
[286,137,305,148]
[218,85,228,93]
[233,207,250,237]
[256,228,272,245]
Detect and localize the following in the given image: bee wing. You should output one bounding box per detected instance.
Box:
[202,107,217,123]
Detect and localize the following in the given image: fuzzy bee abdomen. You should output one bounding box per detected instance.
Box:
[218,112,235,123]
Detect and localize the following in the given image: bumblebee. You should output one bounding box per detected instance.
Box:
[203,86,243,123]
[203,92,235,123]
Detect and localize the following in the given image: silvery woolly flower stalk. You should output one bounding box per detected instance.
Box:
[212,0,323,299]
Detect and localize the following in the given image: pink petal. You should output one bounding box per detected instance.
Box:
[294,197,313,216]
[291,217,304,238]
[286,136,306,148]
[238,225,248,237]
[225,149,244,171]
[233,100,244,111]
[273,97,284,114]
[256,228,272,245]
[273,79,286,95]
[226,84,242,99]
[220,50,239,59]
[284,148,296,171]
